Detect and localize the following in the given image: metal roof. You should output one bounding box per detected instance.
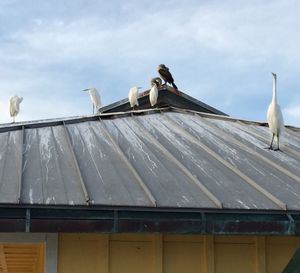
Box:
[0,107,300,211]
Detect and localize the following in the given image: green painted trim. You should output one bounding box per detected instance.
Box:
[283,247,300,273]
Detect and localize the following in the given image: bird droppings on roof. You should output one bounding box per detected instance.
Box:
[0,107,299,211]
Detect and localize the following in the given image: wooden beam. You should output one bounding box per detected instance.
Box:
[6,261,35,265]
[7,265,33,269]
[5,253,37,258]
[36,244,45,273]
[255,237,266,273]
[203,236,215,273]
[0,244,8,273]
[100,234,109,273]
[152,234,163,273]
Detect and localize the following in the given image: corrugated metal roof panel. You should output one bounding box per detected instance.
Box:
[170,113,300,210]
[66,121,155,206]
[137,113,282,209]
[0,130,22,203]
[0,107,299,211]
[102,117,217,208]
[22,126,87,205]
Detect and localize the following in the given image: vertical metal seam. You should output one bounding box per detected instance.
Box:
[113,210,118,232]
[164,113,287,210]
[36,128,46,204]
[98,118,157,207]
[25,208,31,232]
[62,122,91,204]
[49,126,70,205]
[85,124,114,202]
[17,126,25,203]
[131,117,223,209]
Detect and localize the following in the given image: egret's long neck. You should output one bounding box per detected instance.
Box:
[272,76,277,103]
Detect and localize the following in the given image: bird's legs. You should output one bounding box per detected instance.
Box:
[265,134,281,151]
[267,133,275,150]
[92,105,95,114]
[274,135,281,151]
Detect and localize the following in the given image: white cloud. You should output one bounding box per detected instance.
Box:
[0,99,10,123]
[2,1,299,67]
[283,104,300,127]
[0,1,300,126]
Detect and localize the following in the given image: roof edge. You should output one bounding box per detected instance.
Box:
[0,106,299,132]
[0,206,298,234]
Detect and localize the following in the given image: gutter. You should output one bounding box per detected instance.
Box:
[0,206,298,235]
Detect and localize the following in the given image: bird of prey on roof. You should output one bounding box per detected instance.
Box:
[157,64,178,90]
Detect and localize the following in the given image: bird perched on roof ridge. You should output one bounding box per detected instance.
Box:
[267,72,284,151]
[128,86,141,110]
[83,88,101,114]
[149,77,162,107]
[150,77,162,90]
[157,64,178,90]
[9,95,23,123]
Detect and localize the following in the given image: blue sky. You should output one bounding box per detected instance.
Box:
[0,0,300,126]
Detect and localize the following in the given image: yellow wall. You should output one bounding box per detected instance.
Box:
[58,234,300,273]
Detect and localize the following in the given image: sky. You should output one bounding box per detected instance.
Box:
[0,0,300,126]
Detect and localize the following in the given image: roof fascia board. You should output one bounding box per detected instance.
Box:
[0,207,297,235]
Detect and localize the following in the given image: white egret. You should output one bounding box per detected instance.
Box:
[150,77,162,90]
[83,88,101,114]
[128,86,141,110]
[9,95,23,123]
[149,77,162,107]
[267,72,284,151]
[157,64,178,89]
[149,84,158,107]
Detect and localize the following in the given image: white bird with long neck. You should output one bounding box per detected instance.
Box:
[83,88,101,114]
[128,86,141,110]
[9,95,23,123]
[267,72,284,150]
[149,77,162,107]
